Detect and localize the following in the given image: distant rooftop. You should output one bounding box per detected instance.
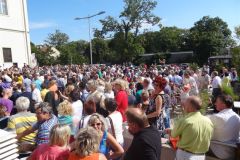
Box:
[208,55,232,59]
[140,51,193,57]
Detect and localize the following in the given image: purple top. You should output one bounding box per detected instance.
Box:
[0,82,11,89]
[0,98,13,113]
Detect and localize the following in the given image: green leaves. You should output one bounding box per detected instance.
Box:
[189,16,232,64]
[94,0,159,63]
[58,41,88,64]
[235,26,240,40]
[31,43,57,66]
[44,29,69,48]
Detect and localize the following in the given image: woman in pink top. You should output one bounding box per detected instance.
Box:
[28,124,71,160]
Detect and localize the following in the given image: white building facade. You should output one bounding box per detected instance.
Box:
[0,0,31,68]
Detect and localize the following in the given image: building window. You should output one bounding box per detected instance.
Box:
[0,0,8,15]
[3,48,12,62]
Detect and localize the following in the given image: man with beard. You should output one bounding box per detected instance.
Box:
[124,108,161,160]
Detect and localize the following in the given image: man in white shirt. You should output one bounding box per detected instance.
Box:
[183,71,199,96]
[202,70,211,90]
[31,83,42,105]
[211,71,222,99]
[209,94,240,159]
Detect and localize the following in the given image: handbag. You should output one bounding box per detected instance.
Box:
[107,116,116,139]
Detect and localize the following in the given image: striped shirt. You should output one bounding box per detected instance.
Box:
[7,112,37,144]
[33,114,58,145]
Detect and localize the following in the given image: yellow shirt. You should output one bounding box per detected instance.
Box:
[41,89,49,100]
[17,75,24,84]
[7,112,37,144]
[171,112,213,154]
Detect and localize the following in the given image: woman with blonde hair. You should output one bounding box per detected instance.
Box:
[113,79,128,122]
[29,124,71,160]
[65,84,75,97]
[86,80,108,117]
[87,113,124,160]
[68,127,107,160]
[58,100,76,142]
[104,83,114,99]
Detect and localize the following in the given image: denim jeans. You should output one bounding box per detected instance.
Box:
[163,108,170,128]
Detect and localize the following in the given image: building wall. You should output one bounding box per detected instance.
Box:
[0,0,30,68]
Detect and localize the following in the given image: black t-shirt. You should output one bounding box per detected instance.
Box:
[124,125,162,160]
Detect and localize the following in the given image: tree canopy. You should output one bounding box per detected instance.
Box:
[32,12,237,66]
[44,29,69,48]
[235,25,240,41]
[93,0,160,63]
[189,16,232,64]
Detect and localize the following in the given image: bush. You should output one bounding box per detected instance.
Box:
[189,63,199,72]
[221,82,238,100]
[199,90,210,115]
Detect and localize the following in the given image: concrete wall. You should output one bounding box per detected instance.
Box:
[0,0,30,68]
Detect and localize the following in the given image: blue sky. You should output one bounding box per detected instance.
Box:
[28,0,240,44]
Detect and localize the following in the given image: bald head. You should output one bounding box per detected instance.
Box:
[185,96,202,111]
[126,108,149,128]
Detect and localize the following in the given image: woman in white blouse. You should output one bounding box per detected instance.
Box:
[105,98,124,146]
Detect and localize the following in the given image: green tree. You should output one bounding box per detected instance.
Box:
[58,41,87,64]
[189,16,232,64]
[157,27,189,52]
[97,0,160,40]
[109,32,145,62]
[95,0,159,63]
[45,29,69,48]
[231,47,240,73]
[31,42,57,66]
[91,38,110,63]
[235,25,240,40]
[139,31,158,53]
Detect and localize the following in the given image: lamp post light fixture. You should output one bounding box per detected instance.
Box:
[74,11,105,65]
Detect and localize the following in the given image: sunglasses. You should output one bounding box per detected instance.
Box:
[91,123,102,127]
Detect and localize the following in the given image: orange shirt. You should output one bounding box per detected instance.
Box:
[68,152,99,160]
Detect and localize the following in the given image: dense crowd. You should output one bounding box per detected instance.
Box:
[0,63,239,160]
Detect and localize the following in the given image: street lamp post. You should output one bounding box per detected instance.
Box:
[75,11,105,65]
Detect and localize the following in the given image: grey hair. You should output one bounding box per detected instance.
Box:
[75,127,100,156]
[16,97,30,111]
[88,113,108,131]
[36,102,53,114]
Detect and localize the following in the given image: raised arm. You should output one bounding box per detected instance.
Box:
[106,132,124,159]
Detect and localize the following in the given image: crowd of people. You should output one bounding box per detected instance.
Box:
[0,63,239,160]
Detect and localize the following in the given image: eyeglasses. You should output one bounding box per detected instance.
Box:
[91,123,102,127]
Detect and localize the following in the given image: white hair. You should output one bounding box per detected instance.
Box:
[16,96,30,111]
